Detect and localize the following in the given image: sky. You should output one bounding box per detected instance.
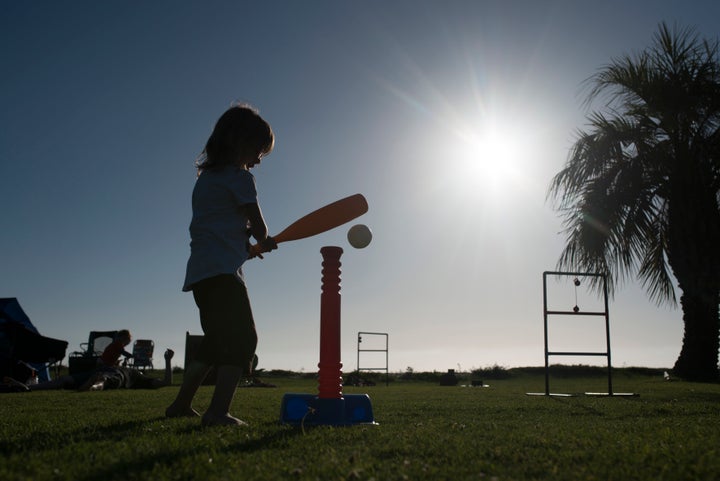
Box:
[2,0,718,374]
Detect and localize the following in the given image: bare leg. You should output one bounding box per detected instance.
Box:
[165,360,210,418]
[201,365,247,426]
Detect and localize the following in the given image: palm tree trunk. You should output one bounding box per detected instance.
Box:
[668,168,720,382]
[673,289,720,381]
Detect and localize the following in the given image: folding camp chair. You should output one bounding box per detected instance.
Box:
[83,331,118,356]
[129,339,154,370]
[69,330,118,374]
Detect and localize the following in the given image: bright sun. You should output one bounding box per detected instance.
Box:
[448,123,529,203]
[465,129,520,183]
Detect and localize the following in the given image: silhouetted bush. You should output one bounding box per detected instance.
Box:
[471,364,512,380]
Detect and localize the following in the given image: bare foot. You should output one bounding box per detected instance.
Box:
[165,404,200,418]
[201,412,248,427]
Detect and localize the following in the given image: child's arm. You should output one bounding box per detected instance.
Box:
[245,203,277,256]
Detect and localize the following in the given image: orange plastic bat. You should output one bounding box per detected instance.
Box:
[249,193,368,257]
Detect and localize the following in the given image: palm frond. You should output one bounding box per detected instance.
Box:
[549,22,720,306]
[637,202,677,306]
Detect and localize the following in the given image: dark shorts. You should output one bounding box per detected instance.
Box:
[192,274,258,370]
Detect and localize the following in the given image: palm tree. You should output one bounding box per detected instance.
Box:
[548,23,720,382]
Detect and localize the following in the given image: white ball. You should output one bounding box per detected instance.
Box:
[347,224,372,249]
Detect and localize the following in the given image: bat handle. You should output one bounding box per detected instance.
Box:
[248,236,278,259]
[248,244,261,259]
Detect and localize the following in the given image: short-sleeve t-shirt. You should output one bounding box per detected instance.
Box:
[182,166,258,291]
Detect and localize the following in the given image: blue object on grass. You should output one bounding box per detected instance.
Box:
[280,393,377,426]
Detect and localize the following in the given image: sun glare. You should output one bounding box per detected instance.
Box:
[449,123,529,203]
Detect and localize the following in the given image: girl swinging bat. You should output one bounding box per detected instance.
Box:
[166,104,277,426]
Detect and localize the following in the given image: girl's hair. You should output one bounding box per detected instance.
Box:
[196,104,274,172]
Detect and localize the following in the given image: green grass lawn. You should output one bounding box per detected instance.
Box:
[1,370,719,480]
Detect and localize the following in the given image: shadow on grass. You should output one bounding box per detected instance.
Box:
[0,418,157,455]
[547,396,607,417]
[73,422,305,481]
[1,415,302,481]
[1,414,306,479]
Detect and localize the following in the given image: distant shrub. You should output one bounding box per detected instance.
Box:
[265,369,302,378]
[546,364,610,378]
[471,364,512,380]
[396,370,444,382]
[622,366,666,377]
[345,370,391,386]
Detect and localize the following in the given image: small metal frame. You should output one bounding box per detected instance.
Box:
[527,271,635,397]
[356,331,389,386]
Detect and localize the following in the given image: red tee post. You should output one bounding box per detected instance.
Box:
[279,245,376,425]
[317,246,344,399]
